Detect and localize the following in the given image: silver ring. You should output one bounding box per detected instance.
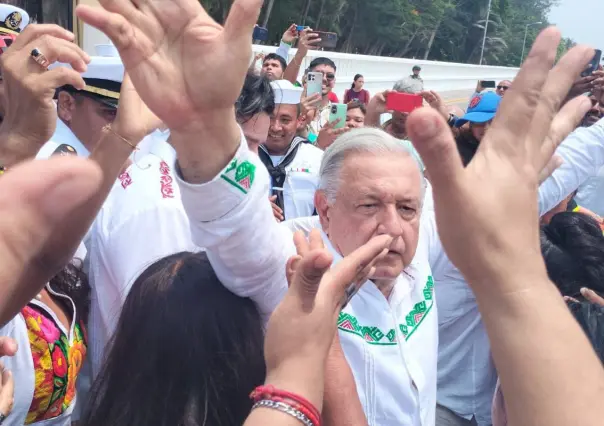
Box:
[30,48,50,69]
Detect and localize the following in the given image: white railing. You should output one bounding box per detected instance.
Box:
[252,45,518,99]
[81,23,518,100]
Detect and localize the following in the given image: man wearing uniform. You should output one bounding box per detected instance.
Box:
[258,80,323,220]
[0,4,30,123]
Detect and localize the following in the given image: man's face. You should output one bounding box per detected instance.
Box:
[346,108,365,128]
[582,95,604,127]
[266,104,300,155]
[262,59,284,81]
[391,111,409,135]
[319,152,422,280]
[58,92,117,151]
[413,68,421,76]
[496,80,512,97]
[470,121,492,142]
[311,64,336,96]
[240,112,270,154]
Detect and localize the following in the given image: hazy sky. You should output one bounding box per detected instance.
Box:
[549,0,604,48]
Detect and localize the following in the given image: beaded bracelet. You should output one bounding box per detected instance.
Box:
[252,400,314,426]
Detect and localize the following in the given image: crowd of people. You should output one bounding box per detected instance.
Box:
[0,0,603,426]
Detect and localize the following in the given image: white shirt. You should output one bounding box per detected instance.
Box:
[175,137,440,425]
[36,119,91,159]
[261,141,323,220]
[87,138,198,377]
[435,117,604,425]
[575,165,604,216]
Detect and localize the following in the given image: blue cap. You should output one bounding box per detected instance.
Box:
[455,92,501,127]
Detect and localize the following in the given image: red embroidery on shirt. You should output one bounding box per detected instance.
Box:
[119,171,132,189]
[159,161,174,199]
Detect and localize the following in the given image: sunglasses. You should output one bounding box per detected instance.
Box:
[324,73,336,81]
[497,85,509,91]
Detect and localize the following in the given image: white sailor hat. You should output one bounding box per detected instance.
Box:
[0,4,29,36]
[271,80,303,105]
[52,46,124,108]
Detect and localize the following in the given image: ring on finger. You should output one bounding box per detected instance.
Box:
[30,48,50,70]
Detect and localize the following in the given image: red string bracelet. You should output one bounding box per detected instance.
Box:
[250,385,321,426]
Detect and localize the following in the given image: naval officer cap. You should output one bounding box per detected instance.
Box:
[0,4,29,36]
[53,44,124,109]
[271,80,303,105]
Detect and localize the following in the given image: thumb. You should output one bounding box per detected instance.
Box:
[224,0,264,43]
[406,107,463,191]
[291,249,333,312]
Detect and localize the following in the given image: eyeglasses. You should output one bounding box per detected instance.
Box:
[497,85,510,91]
[324,73,336,81]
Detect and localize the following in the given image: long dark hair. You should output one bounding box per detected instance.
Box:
[541,212,604,298]
[351,74,363,90]
[82,252,266,426]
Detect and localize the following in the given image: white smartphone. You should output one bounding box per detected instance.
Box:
[306,72,323,98]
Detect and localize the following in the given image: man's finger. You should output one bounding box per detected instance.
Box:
[538,155,563,185]
[0,338,17,357]
[9,24,74,51]
[76,6,135,52]
[581,288,604,307]
[407,107,464,190]
[36,67,86,92]
[224,0,264,43]
[324,234,392,304]
[0,367,13,417]
[309,228,325,251]
[291,246,333,312]
[293,230,311,257]
[97,0,139,19]
[528,45,594,166]
[538,95,592,167]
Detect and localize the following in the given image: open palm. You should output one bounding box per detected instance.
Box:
[77,0,262,133]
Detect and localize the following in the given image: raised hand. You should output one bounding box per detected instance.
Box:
[315,118,349,150]
[0,24,89,164]
[76,0,262,134]
[263,230,391,409]
[281,24,298,45]
[406,27,593,289]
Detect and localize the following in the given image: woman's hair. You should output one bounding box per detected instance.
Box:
[351,73,363,90]
[541,212,604,298]
[49,260,90,326]
[83,252,266,426]
[236,72,275,124]
[347,100,366,115]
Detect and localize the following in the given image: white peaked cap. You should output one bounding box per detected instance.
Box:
[0,4,29,35]
[271,80,303,105]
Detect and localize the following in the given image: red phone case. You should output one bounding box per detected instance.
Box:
[386,93,423,113]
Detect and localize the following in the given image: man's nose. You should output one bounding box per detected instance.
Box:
[376,205,404,238]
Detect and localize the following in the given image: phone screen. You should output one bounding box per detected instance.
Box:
[582,49,602,77]
[480,80,496,89]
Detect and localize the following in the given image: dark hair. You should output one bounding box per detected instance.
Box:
[83,252,265,426]
[236,72,275,124]
[347,100,366,115]
[541,212,604,298]
[309,57,337,72]
[263,53,287,71]
[351,74,363,90]
[455,129,480,167]
[49,261,90,326]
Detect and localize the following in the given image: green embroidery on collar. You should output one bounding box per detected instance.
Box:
[221,158,256,194]
[337,276,434,345]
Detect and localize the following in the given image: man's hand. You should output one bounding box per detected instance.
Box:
[365,90,394,127]
[590,69,604,104]
[77,0,263,183]
[421,90,449,121]
[269,195,284,222]
[316,119,349,150]
[297,28,321,55]
[301,93,322,115]
[580,288,604,306]
[406,27,593,292]
[282,24,298,45]
[0,24,89,165]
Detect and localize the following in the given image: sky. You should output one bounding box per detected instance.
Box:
[548,0,604,48]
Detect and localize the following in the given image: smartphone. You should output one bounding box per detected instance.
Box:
[582,49,602,77]
[315,31,338,49]
[306,72,323,98]
[252,26,269,42]
[329,103,347,129]
[296,25,309,32]
[386,93,423,113]
[480,80,496,89]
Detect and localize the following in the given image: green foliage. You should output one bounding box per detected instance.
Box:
[200,0,571,67]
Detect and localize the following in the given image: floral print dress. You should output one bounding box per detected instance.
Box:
[0,284,87,425]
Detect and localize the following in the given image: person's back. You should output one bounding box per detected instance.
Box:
[82,252,265,426]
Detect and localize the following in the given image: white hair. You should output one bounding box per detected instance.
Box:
[318,127,426,204]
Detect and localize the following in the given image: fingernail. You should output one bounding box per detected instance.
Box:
[41,169,98,222]
[580,287,590,296]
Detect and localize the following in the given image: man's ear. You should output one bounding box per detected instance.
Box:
[315,190,331,234]
[57,91,76,123]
